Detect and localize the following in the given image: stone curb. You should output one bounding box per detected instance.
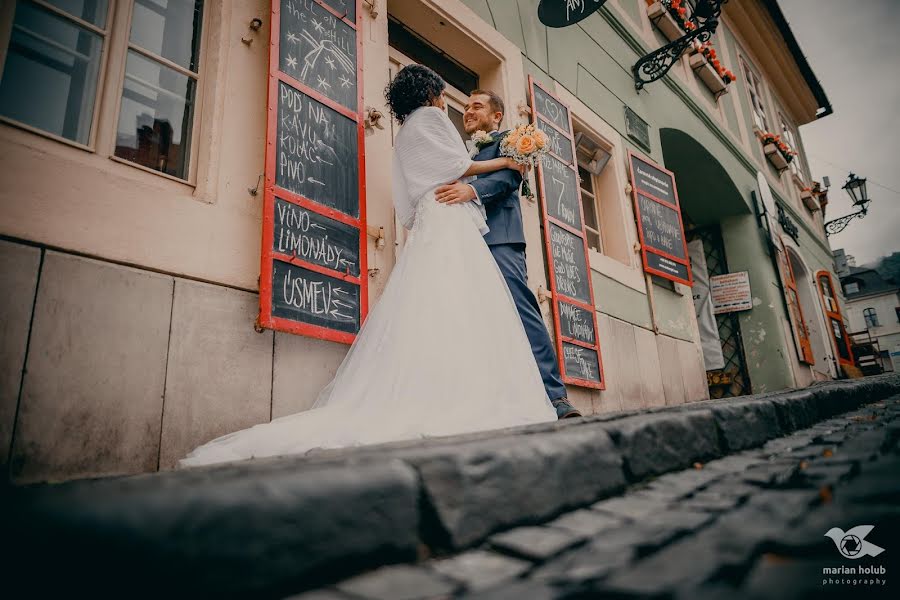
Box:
[3,374,899,597]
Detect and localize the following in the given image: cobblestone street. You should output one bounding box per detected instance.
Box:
[296,393,900,599]
[5,377,899,599]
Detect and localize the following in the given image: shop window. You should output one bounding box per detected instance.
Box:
[863,308,879,328]
[740,57,768,132]
[113,0,205,180]
[0,0,110,145]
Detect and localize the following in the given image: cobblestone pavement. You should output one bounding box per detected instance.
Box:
[294,395,900,600]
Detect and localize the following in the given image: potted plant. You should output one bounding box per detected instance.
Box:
[758,131,796,171]
[688,42,736,97]
[647,0,692,43]
[800,187,818,211]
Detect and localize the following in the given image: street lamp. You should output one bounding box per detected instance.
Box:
[824,173,872,236]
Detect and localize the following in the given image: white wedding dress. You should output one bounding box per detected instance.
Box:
[180,107,555,467]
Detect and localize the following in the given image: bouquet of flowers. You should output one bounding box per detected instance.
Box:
[498,123,549,201]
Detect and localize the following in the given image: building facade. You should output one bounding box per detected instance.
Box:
[837,262,900,373]
[0,0,848,484]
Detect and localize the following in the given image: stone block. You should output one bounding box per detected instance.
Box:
[601,409,723,481]
[11,252,172,483]
[159,280,273,469]
[708,399,783,452]
[633,326,666,408]
[396,425,626,549]
[657,335,686,406]
[337,564,456,600]
[272,331,347,418]
[489,525,587,562]
[0,240,40,469]
[6,459,421,598]
[430,550,530,593]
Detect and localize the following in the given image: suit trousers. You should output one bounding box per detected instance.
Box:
[489,243,567,402]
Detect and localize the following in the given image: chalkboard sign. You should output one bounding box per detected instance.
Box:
[629,152,692,287]
[271,260,360,334]
[540,155,582,231]
[550,223,591,306]
[279,0,357,111]
[557,300,596,345]
[536,117,574,165]
[637,194,686,260]
[562,342,602,384]
[260,0,365,344]
[533,85,570,133]
[274,197,360,277]
[529,75,604,389]
[276,81,359,217]
[631,155,675,205]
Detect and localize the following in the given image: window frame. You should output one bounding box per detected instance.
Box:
[863,307,879,329]
[739,56,769,133]
[0,0,115,151]
[107,0,210,185]
[576,163,603,254]
[0,0,210,186]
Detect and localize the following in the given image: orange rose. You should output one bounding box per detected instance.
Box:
[516,134,536,154]
[534,130,547,149]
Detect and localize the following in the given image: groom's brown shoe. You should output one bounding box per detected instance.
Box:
[552,398,582,419]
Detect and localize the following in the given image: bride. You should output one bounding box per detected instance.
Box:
[181,65,557,467]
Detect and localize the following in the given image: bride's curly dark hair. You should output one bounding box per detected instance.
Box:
[384,64,445,124]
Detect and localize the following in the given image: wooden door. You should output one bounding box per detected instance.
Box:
[816,270,854,368]
[777,237,815,364]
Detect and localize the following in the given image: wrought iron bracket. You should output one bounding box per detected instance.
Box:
[825,209,868,237]
[633,0,728,91]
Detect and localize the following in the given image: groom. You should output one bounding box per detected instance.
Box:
[435,90,581,419]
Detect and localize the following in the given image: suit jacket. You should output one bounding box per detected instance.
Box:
[470,131,527,247]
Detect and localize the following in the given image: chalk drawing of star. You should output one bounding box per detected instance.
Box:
[317,75,331,91]
[339,75,352,88]
[286,31,298,43]
[324,56,335,70]
[312,18,326,34]
[286,54,298,69]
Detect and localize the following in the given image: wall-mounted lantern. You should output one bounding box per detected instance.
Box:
[825,173,873,236]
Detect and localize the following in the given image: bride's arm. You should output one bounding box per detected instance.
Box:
[463,157,526,177]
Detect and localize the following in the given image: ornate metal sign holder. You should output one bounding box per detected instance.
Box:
[633,0,728,90]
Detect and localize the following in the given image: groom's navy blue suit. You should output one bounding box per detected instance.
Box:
[469,132,567,402]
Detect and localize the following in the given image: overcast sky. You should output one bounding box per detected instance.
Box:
[778,0,900,266]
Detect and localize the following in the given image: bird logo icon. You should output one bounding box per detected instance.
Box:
[824,525,885,559]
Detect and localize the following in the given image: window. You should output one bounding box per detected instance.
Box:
[113,0,205,180]
[844,281,860,295]
[779,112,803,178]
[864,307,879,328]
[740,57,768,132]
[0,0,206,182]
[574,132,611,253]
[0,0,110,145]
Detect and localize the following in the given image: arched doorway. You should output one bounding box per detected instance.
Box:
[660,129,752,398]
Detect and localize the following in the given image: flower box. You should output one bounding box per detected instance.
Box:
[764,143,789,170]
[800,189,818,211]
[689,52,728,97]
[647,1,685,43]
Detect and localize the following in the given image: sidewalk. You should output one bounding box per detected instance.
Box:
[4,375,899,599]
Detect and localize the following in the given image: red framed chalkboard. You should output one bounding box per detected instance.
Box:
[528,76,605,389]
[627,151,693,287]
[257,0,367,345]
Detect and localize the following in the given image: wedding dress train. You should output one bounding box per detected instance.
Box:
[180,107,555,467]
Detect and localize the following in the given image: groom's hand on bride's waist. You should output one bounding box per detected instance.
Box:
[435,182,477,205]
